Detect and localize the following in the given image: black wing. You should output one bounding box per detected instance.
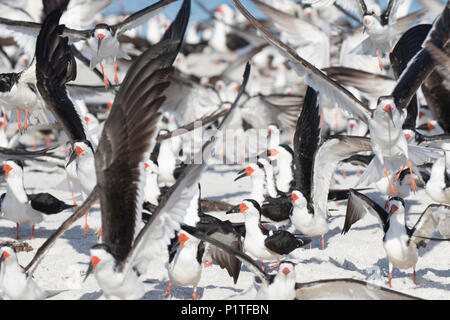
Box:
[181,224,271,285]
[264,230,310,255]
[41,0,70,21]
[111,0,178,36]
[95,38,180,263]
[96,0,190,264]
[28,193,74,214]
[342,189,390,235]
[392,3,450,110]
[293,86,320,204]
[35,9,87,143]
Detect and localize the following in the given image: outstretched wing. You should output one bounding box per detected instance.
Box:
[409,204,450,246]
[312,136,372,219]
[35,9,88,143]
[392,2,450,110]
[293,86,320,204]
[112,0,178,36]
[126,60,251,275]
[181,224,271,285]
[342,189,390,235]
[231,0,372,123]
[95,0,190,264]
[295,278,421,300]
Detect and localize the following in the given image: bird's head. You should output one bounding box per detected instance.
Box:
[84,244,115,282]
[239,199,261,218]
[66,140,94,167]
[387,197,405,216]
[93,24,113,53]
[3,160,23,181]
[291,190,307,207]
[234,163,264,181]
[0,246,16,266]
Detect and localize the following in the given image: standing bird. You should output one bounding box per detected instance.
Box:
[1,160,74,240]
[165,230,204,300]
[342,190,450,287]
[83,0,192,299]
[289,86,372,250]
[182,224,422,300]
[232,0,448,196]
[239,199,311,270]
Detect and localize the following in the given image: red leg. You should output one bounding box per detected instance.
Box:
[114,61,119,84]
[16,110,22,131]
[192,289,197,300]
[389,272,392,288]
[100,64,110,88]
[383,165,397,196]
[376,49,383,70]
[84,212,89,235]
[164,282,172,297]
[96,225,103,237]
[413,269,417,285]
[24,108,29,129]
[407,160,418,192]
[321,235,325,250]
[30,225,35,240]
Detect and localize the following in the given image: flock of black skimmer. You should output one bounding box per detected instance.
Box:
[0,0,447,300]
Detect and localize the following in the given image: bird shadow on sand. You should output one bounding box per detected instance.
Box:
[29,224,99,256]
[79,290,103,300]
[146,279,205,300]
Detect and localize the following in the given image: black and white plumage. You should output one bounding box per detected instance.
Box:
[0,160,74,240]
[83,0,191,299]
[238,199,311,267]
[233,0,448,198]
[0,0,178,84]
[85,24,251,301]
[165,230,204,300]
[35,9,87,144]
[289,86,372,247]
[342,189,450,287]
[181,224,422,300]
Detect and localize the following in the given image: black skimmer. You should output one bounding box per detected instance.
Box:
[425,156,450,204]
[234,162,266,204]
[238,199,311,269]
[35,9,88,145]
[194,184,243,280]
[0,160,75,240]
[267,144,295,193]
[182,224,422,300]
[0,246,65,300]
[143,159,161,207]
[289,86,372,249]
[342,189,450,287]
[86,60,251,299]
[65,139,97,234]
[165,230,204,300]
[0,0,179,87]
[0,62,55,131]
[232,0,448,197]
[81,0,192,299]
